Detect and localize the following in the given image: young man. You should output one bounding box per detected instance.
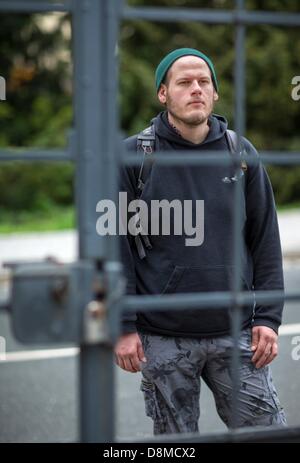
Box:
[115,48,287,434]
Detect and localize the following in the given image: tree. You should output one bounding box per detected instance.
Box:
[120,0,300,205]
[0,12,73,212]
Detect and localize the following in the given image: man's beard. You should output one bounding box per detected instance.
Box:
[168,108,210,126]
[166,95,214,127]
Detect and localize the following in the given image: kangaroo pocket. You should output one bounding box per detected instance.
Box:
[138,265,253,336]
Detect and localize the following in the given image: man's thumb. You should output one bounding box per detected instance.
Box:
[251,329,259,351]
[137,342,147,362]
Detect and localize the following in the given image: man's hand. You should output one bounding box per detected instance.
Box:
[251,326,278,369]
[114,332,147,373]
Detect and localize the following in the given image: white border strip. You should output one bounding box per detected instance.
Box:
[279,323,300,336]
[1,347,79,363]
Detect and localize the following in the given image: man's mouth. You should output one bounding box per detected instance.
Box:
[189,101,204,106]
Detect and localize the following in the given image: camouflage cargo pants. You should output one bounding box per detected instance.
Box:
[138,328,287,435]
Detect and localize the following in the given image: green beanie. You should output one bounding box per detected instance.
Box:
[155,48,218,93]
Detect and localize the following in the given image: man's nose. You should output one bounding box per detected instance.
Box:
[190,80,202,93]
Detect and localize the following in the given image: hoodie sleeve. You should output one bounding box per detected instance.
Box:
[243,138,284,333]
[118,136,139,334]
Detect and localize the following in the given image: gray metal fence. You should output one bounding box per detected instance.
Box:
[1,0,300,443]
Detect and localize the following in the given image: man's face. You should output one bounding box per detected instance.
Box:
[157,55,219,126]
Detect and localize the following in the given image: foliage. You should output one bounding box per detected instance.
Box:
[120,0,300,204]
[0,12,73,212]
[0,1,300,219]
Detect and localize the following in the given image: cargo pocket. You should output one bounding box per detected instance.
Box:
[140,377,167,433]
[237,363,287,426]
[262,367,287,424]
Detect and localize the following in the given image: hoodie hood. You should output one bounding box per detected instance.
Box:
[152,111,228,148]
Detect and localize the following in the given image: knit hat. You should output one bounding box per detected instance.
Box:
[155,48,218,93]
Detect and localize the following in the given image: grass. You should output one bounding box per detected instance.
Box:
[0,206,75,234]
[277,201,300,212]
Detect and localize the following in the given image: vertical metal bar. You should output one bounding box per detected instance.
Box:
[230,0,246,430]
[72,0,121,442]
[101,0,125,343]
[234,0,246,142]
[79,345,115,442]
[73,0,106,260]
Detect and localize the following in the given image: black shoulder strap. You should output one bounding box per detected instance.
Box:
[225,129,237,153]
[134,125,156,259]
[136,125,155,199]
[225,129,248,174]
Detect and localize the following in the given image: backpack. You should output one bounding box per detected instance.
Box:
[134,124,248,259]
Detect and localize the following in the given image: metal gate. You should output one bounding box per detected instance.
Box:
[1,0,300,443]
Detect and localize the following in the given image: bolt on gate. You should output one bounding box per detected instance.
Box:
[1,0,300,443]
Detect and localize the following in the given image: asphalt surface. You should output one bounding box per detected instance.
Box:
[0,261,299,443]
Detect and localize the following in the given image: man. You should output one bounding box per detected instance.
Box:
[115,48,287,434]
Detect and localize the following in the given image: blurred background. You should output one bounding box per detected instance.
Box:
[0,0,300,234]
[0,0,300,443]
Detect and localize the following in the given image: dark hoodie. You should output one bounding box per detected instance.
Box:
[119,111,284,337]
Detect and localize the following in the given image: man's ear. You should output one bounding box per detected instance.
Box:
[158,84,167,105]
[213,91,219,102]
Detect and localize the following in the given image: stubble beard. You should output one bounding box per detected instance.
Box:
[167,95,214,128]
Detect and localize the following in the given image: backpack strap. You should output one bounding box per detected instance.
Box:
[136,125,156,198]
[225,129,248,174]
[134,125,156,259]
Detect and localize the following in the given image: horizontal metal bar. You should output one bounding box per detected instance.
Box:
[259,152,300,165]
[123,151,300,167]
[123,7,300,27]
[254,289,299,304]
[2,148,298,165]
[119,424,300,443]
[0,297,10,312]
[123,7,232,24]
[0,149,72,162]
[123,289,293,313]
[242,10,300,27]
[124,152,235,166]
[124,292,234,312]
[0,1,72,13]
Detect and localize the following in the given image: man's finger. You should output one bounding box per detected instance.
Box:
[123,356,137,373]
[251,329,259,352]
[255,342,272,368]
[131,354,142,372]
[137,341,147,363]
[252,339,267,364]
[115,355,125,371]
[264,342,278,367]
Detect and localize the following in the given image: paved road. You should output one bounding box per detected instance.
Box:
[0,260,299,442]
[0,209,299,267]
